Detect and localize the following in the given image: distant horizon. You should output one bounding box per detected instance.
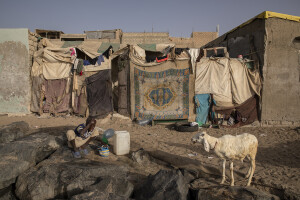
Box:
[0,0,299,38]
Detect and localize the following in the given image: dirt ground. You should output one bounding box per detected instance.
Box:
[1,113,299,198]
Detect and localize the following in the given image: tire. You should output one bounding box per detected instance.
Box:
[175,122,199,132]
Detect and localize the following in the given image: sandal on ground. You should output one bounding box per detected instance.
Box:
[72,151,81,158]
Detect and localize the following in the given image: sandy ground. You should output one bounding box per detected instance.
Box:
[0,113,299,197]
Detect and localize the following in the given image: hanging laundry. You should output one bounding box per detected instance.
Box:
[156,55,168,63]
[90,57,98,65]
[73,58,79,70]
[195,94,210,125]
[83,60,91,66]
[96,55,105,65]
[76,59,84,74]
[70,48,77,61]
[70,48,76,56]
[188,48,200,73]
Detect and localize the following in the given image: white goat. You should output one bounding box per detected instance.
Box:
[191,132,258,186]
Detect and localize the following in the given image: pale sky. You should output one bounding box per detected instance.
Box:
[0,0,299,37]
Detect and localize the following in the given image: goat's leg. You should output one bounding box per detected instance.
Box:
[245,155,251,178]
[245,164,251,178]
[220,160,226,184]
[230,161,234,186]
[246,159,255,186]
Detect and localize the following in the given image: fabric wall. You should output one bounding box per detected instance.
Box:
[130,59,193,120]
[43,79,71,114]
[195,57,261,106]
[86,69,113,118]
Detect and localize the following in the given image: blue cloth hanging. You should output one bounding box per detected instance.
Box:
[97,55,105,65]
[83,60,91,66]
[195,94,210,125]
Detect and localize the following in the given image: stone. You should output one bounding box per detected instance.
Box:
[15,148,133,200]
[0,121,30,143]
[196,186,280,200]
[0,185,18,200]
[131,148,153,165]
[70,191,125,200]
[134,169,189,200]
[0,132,61,189]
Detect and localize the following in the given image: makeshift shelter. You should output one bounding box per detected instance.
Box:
[31,46,73,115]
[194,57,261,126]
[111,44,194,121]
[30,39,115,118]
[203,11,300,126]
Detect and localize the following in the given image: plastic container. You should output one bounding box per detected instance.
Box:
[137,119,152,126]
[98,145,109,157]
[113,131,130,155]
[103,128,115,139]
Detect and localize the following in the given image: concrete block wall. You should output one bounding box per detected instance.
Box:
[122,32,170,44]
[169,32,218,48]
[262,18,300,126]
[169,37,194,48]
[192,32,218,48]
[0,29,31,114]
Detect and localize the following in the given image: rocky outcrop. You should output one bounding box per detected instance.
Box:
[0,124,289,200]
[0,121,30,143]
[0,132,62,189]
[134,169,189,200]
[15,148,134,200]
[0,185,18,200]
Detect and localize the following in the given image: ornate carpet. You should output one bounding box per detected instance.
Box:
[131,62,190,120]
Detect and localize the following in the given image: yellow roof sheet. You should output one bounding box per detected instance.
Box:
[257,11,300,22]
[228,11,300,35]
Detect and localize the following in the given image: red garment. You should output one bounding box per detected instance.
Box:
[156,55,168,63]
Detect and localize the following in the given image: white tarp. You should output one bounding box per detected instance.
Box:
[195,57,261,106]
[43,62,72,80]
[229,59,261,104]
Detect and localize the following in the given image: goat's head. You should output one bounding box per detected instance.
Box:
[191,132,210,152]
[191,132,206,143]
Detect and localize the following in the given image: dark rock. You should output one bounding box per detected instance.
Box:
[0,121,30,143]
[0,132,61,189]
[134,169,189,200]
[0,185,18,200]
[70,191,125,200]
[179,168,197,184]
[15,148,134,200]
[131,148,153,165]
[196,186,280,200]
